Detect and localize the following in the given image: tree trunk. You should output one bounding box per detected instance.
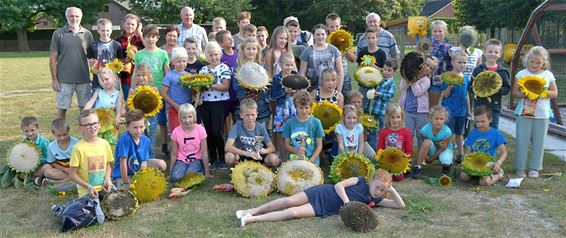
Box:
[16,28,31,52]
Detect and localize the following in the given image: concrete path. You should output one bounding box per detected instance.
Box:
[499,116,566,161]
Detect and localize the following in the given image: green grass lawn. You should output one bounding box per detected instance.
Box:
[0,53,565,237]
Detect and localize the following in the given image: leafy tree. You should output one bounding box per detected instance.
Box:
[0,0,108,52]
[251,0,424,34]
[454,0,543,36]
[127,0,252,28]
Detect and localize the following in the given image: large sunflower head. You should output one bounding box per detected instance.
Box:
[311,100,343,133]
[179,73,215,88]
[354,66,383,88]
[276,160,324,196]
[441,71,464,86]
[127,85,163,117]
[330,152,375,184]
[417,38,432,56]
[328,29,353,53]
[95,108,116,134]
[281,75,311,92]
[516,75,550,100]
[359,113,378,131]
[130,168,167,202]
[101,190,140,220]
[231,161,275,198]
[6,142,41,173]
[174,173,206,189]
[461,152,494,177]
[236,63,271,91]
[472,71,502,100]
[375,148,410,176]
[105,59,124,74]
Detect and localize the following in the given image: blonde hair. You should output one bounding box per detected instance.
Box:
[523,46,550,70]
[278,52,294,64]
[213,17,226,25]
[268,26,291,52]
[205,41,222,56]
[238,38,262,70]
[131,62,155,87]
[178,103,196,119]
[97,18,112,27]
[98,67,121,91]
[385,104,404,128]
[172,47,188,60]
[348,91,363,101]
[342,104,359,120]
[240,98,258,111]
[430,20,448,32]
[450,49,468,61]
[429,105,449,120]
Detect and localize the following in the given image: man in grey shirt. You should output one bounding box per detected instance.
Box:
[49,7,94,119]
[357,12,399,60]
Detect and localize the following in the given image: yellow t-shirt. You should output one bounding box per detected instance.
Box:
[70,138,114,197]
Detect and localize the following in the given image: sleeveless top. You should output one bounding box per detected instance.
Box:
[315,89,338,104]
[94,89,120,109]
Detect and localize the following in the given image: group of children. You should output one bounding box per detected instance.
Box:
[16,11,560,227]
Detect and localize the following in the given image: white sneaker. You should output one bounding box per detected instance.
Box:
[240,213,251,227]
[528,170,539,178]
[516,169,526,178]
[236,210,249,219]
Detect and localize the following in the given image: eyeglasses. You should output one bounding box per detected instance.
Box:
[80,122,99,128]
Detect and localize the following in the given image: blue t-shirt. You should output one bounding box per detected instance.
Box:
[228,121,272,152]
[46,136,79,165]
[464,128,507,157]
[283,116,325,163]
[112,131,150,179]
[163,70,192,109]
[420,123,453,142]
[335,123,364,152]
[441,75,470,117]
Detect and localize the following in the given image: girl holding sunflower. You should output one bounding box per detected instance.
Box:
[377,104,412,181]
[511,46,558,178]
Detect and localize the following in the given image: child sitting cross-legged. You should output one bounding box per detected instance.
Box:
[225,99,280,168]
[283,90,325,165]
[42,118,79,186]
[460,106,507,186]
[112,109,167,189]
[170,104,212,182]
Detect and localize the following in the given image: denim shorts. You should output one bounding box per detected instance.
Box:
[447,116,467,135]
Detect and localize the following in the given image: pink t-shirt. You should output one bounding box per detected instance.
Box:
[170,124,207,164]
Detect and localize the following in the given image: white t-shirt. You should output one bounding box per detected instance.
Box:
[335,123,364,152]
[514,69,556,118]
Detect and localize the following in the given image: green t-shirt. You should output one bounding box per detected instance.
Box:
[134,49,170,90]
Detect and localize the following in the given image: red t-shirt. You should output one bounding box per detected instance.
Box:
[486,65,498,71]
[377,127,413,156]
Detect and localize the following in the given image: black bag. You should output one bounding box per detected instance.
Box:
[52,195,99,232]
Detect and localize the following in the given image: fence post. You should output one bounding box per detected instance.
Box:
[399,27,406,57]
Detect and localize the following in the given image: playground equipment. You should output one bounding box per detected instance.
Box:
[508,0,566,135]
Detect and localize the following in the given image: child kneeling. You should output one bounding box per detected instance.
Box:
[170,104,212,182]
[225,99,280,168]
[460,106,507,185]
[112,109,167,189]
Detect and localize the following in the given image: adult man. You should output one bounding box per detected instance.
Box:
[356,13,399,59]
[177,6,208,54]
[49,7,94,119]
